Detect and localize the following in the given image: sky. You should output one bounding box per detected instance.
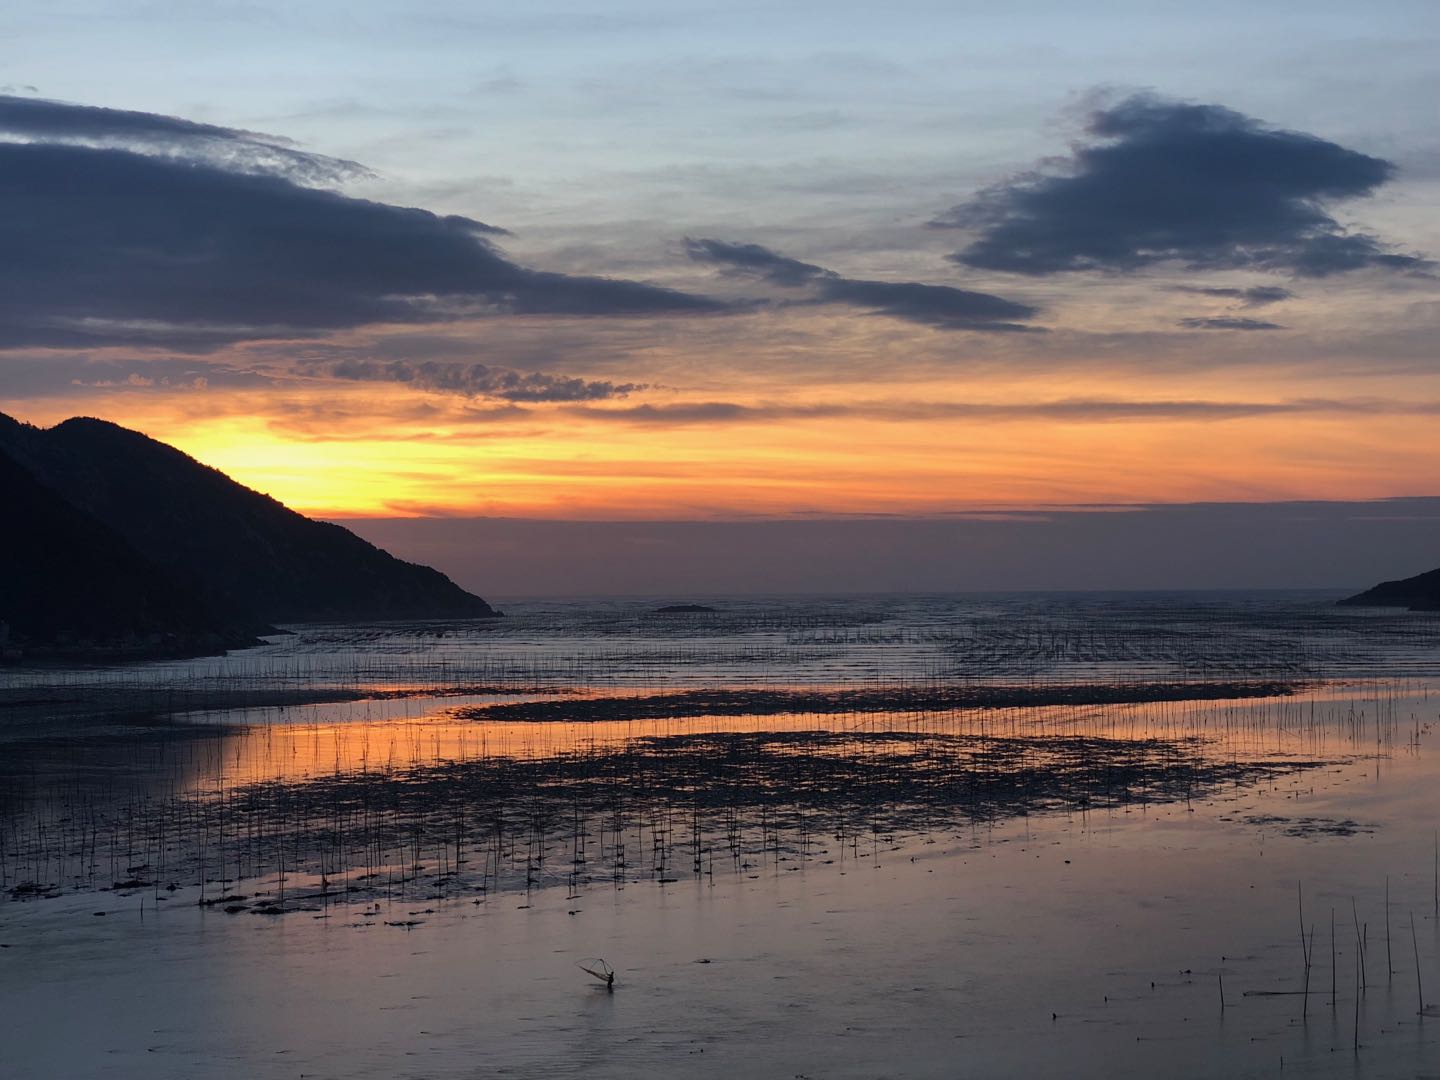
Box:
[3,2,1439,593]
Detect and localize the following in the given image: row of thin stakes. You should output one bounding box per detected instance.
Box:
[1264,864,1440,1056]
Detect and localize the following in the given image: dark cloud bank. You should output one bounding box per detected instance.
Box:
[683,237,1042,332]
[936,93,1428,278]
[1,90,1429,371]
[0,95,722,351]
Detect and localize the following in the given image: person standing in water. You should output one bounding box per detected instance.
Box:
[579,959,615,991]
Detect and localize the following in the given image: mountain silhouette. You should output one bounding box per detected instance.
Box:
[1338,567,1440,611]
[0,412,495,654]
[0,443,253,653]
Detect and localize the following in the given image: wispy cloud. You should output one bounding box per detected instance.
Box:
[565,396,1440,426]
[1173,285,1293,307]
[0,353,276,397]
[0,93,369,186]
[684,236,1041,332]
[682,237,830,286]
[1177,317,1286,331]
[323,359,645,402]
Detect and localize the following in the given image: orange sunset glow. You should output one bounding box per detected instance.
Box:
[2,25,1437,590]
[16,351,1440,520]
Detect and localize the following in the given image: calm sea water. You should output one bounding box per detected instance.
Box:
[4,590,1440,1078]
[11,587,1439,695]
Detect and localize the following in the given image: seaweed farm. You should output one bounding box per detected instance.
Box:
[4,590,1440,1078]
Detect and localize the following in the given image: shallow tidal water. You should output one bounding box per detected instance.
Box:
[4,591,1440,1078]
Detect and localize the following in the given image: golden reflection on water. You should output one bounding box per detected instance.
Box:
[185,680,1428,792]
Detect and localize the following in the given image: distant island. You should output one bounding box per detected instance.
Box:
[1338,567,1440,611]
[0,412,496,659]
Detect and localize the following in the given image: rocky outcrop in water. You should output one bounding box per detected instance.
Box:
[1338,567,1440,611]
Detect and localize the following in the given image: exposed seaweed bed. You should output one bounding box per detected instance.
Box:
[0,682,560,735]
[2,726,1330,909]
[451,680,1298,724]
